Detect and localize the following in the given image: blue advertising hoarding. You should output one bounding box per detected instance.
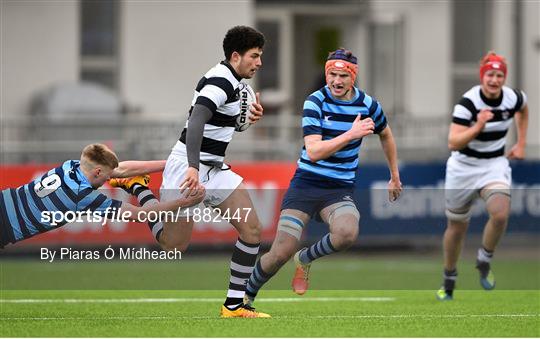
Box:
[306,161,540,238]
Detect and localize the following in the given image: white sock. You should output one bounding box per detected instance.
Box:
[477,247,493,263]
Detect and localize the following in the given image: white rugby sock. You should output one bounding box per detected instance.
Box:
[477,247,493,263]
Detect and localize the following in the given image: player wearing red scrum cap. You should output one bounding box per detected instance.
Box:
[437,52,529,301]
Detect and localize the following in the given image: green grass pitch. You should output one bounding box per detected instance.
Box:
[1,255,539,337]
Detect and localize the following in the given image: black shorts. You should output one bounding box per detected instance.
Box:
[280,176,357,222]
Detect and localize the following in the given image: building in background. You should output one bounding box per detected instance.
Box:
[1,0,539,163]
[1,0,538,250]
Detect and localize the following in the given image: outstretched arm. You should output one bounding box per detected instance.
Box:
[111,160,166,178]
[119,185,205,222]
[378,126,402,202]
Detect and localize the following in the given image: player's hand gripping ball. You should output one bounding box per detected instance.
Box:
[235,83,256,132]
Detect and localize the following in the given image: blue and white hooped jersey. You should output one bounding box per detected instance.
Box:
[297,86,387,185]
[0,160,122,246]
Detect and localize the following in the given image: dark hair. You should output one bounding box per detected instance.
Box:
[327,48,357,64]
[223,26,265,60]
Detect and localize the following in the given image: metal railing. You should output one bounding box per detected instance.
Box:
[1,113,458,164]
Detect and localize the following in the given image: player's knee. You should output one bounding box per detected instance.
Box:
[481,184,510,203]
[328,206,359,249]
[238,221,261,242]
[328,203,360,226]
[331,224,358,250]
[159,236,189,253]
[277,214,304,241]
[489,209,509,228]
[446,206,471,224]
[485,195,510,225]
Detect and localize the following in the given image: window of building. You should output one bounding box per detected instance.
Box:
[452,0,491,101]
[256,20,280,90]
[368,19,404,116]
[80,0,119,90]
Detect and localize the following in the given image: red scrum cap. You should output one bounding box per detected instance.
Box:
[479,52,507,80]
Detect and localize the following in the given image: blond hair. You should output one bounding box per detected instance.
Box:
[80,143,119,169]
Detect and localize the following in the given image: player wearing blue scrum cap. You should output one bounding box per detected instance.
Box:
[244,48,403,314]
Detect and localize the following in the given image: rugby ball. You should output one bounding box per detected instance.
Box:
[235,83,256,132]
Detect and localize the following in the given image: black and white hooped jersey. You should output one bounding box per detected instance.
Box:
[177,61,244,164]
[451,85,527,160]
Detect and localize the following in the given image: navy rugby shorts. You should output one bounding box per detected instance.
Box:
[280,177,357,221]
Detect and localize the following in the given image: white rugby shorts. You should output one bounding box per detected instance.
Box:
[160,143,243,216]
[445,153,511,211]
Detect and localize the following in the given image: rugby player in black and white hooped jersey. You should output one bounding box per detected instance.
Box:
[437,52,529,301]
[159,26,269,318]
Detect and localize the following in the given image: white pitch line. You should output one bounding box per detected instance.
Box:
[261,297,395,302]
[0,314,537,321]
[0,296,394,304]
[311,314,540,319]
